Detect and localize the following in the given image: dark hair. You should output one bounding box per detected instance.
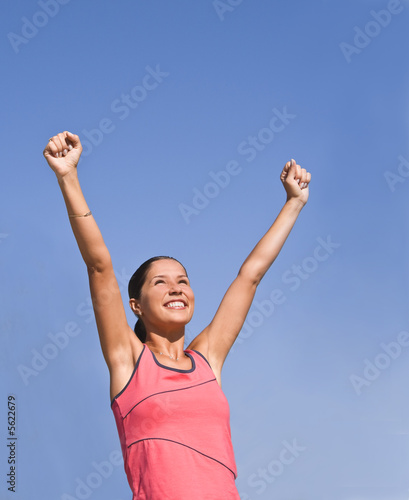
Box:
[128,256,187,343]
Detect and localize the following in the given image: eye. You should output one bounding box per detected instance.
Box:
[154,279,165,285]
[179,279,189,285]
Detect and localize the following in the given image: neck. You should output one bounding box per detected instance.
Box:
[145,330,186,357]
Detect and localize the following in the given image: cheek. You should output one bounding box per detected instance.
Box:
[138,290,156,315]
[144,289,167,313]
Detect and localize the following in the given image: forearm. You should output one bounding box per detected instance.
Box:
[58,171,111,270]
[239,197,305,284]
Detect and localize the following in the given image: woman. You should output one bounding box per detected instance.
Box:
[43,131,311,499]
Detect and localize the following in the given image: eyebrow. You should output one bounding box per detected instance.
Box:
[150,274,188,282]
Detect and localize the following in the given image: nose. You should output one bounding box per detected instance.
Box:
[168,282,182,294]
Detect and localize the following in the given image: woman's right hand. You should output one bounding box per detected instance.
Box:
[43,131,83,181]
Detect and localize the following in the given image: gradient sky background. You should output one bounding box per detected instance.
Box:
[2,1,409,499]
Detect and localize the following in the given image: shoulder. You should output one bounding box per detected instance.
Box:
[187,348,212,368]
[109,336,145,403]
[186,339,223,387]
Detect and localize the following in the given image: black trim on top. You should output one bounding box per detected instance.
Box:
[188,349,212,368]
[110,345,146,407]
[123,378,217,419]
[127,437,237,478]
[149,349,196,373]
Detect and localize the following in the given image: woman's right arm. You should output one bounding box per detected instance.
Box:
[43,132,143,386]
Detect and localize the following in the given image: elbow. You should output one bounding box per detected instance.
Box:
[87,253,113,275]
[237,264,263,288]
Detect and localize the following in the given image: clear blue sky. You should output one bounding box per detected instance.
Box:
[2,1,409,499]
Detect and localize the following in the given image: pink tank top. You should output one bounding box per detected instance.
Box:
[111,345,240,499]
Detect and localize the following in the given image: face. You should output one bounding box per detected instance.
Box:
[130,259,195,333]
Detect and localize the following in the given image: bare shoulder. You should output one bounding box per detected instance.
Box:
[187,329,223,387]
[187,328,209,360]
[109,326,144,402]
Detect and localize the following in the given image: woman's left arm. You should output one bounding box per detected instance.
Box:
[188,159,311,378]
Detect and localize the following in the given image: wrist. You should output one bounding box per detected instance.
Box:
[57,169,79,187]
[285,196,306,211]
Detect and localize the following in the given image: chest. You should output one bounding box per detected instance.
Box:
[153,353,193,371]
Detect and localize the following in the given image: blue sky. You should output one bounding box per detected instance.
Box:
[1,1,409,499]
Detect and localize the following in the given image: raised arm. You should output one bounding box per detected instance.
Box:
[43,132,142,396]
[188,159,311,383]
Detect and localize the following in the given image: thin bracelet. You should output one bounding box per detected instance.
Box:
[68,211,92,218]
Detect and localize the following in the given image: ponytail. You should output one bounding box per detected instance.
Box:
[134,318,147,343]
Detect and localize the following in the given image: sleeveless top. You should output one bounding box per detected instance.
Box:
[111,344,240,499]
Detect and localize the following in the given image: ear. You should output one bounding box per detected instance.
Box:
[129,298,142,316]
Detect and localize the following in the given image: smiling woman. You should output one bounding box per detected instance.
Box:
[43,130,311,500]
[127,256,193,346]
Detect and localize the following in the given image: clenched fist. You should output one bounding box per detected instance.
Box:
[43,131,83,181]
[280,159,311,205]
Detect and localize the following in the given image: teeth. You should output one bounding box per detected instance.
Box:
[165,301,185,308]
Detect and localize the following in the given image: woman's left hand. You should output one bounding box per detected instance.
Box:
[280,159,311,206]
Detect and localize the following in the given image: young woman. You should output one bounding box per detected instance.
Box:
[43,131,311,499]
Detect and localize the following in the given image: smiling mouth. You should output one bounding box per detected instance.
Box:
[164,301,187,309]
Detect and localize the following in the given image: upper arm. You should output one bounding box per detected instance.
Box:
[188,272,257,373]
[88,261,143,372]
